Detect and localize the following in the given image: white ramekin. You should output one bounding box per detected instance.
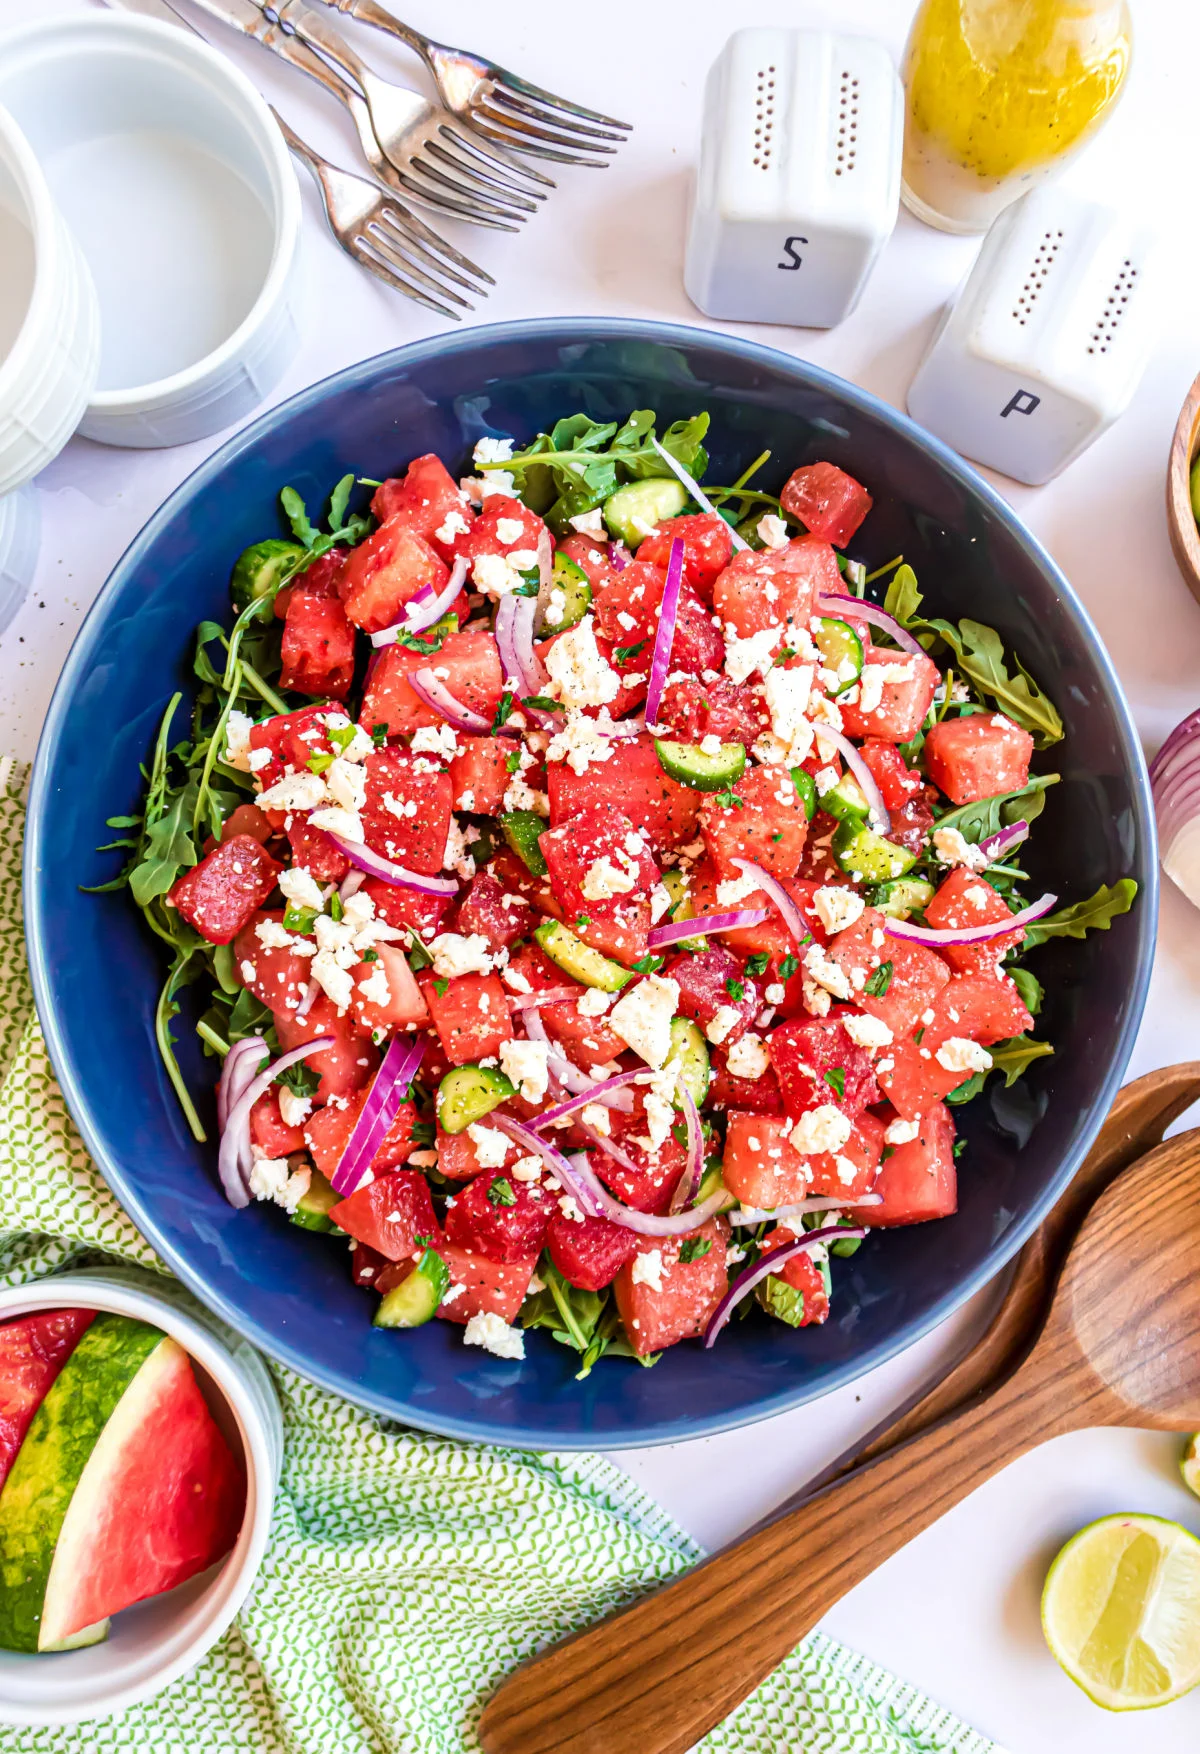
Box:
[0,483,40,638]
[0,102,99,496]
[0,15,302,450]
[0,1268,282,1727]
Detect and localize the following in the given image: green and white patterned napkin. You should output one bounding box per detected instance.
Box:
[0,757,1001,1754]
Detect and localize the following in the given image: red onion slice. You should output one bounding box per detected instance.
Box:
[729,1195,881,1226]
[294,980,318,1022]
[216,1035,268,1134]
[331,1033,426,1197]
[521,1009,634,1111]
[704,1224,867,1347]
[493,594,527,695]
[815,592,925,657]
[218,1037,335,1211]
[578,1121,642,1176]
[514,594,547,693]
[338,868,367,904]
[644,534,685,728]
[408,667,492,734]
[977,819,1030,864]
[608,541,630,572]
[536,528,553,595]
[648,436,749,552]
[529,1067,644,1127]
[506,987,582,1011]
[730,859,813,949]
[490,1115,607,1218]
[491,1117,727,1236]
[885,892,1057,946]
[647,908,768,950]
[370,556,468,646]
[328,833,459,896]
[667,1085,703,1214]
[813,726,891,833]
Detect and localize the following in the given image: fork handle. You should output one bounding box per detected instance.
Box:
[274,0,375,86]
[322,0,428,58]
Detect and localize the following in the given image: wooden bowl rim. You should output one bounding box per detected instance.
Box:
[1166,367,1200,604]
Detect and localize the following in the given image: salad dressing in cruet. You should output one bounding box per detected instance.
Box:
[901,0,1132,233]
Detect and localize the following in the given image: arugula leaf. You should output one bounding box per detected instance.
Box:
[1021,879,1138,949]
[884,563,923,625]
[280,485,320,548]
[989,1034,1055,1085]
[1009,966,1043,1016]
[934,775,1059,845]
[328,472,354,532]
[758,1274,808,1328]
[131,777,199,907]
[496,409,710,500]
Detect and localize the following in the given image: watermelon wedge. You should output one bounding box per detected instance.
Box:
[0,1312,245,1651]
[0,1310,95,1495]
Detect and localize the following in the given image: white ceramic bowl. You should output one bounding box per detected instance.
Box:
[0,102,99,496]
[0,14,302,450]
[0,483,40,638]
[0,1267,282,1726]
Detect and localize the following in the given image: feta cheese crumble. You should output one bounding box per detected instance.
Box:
[725,1033,770,1081]
[428,932,495,978]
[462,1310,525,1360]
[608,974,680,1069]
[789,1104,853,1157]
[935,1037,993,1076]
[499,1039,551,1105]
[631,1249,665,1292]
[932,826,989,872]
[812,885,866,935]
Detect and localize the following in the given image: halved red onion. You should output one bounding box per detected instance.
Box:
[977,819,1029,864]
[730,859,812,949]
[667,1085,703,1214]
[218,1037,335,1211]
[813,726,891,833]
[331,1033,426,1197]
[408,666,492,734]
[644,535,685,729]
[370,556,468,646]
[1150,709,1200,779]
[815,592,925,658]
[608,541,630,572]
[885,892,1057,945]
[704,1224,867,1347]
[729,1195,881,1226]
[647,908,768,950]
[1151,713,1200,906]
[648,436,749,552]
[328,832,459,896]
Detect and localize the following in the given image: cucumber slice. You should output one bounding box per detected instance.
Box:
[230,538,304,609]
[654,738,746,792]
[499,810,548,877]
[789,766,817,821]
[819,773,871,823]
[374,1248,450,1328]
[535,552,591,636]
[868,877,935,920]
[813,617,865,689]
[603,480,687,549]
[832,820,917,883]
[659,867,708,953]
[665,1017,710,1108]
[534,920,633,992]
[696,1158,736,1211]
[291,1169,340,1232]
[437,1064,516,1135]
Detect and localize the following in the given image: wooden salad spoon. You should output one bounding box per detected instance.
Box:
[479,1127,1200,1754]
[810,1061,1200,1489]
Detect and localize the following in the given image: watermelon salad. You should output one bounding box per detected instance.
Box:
[98,409,1136,1373]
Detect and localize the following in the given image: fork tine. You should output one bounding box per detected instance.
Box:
[388,172,523,232]
[407,153,538,216]
[364,220,472,307]
[487,70,632,132]
[471,104,615,164]
[375,207,490,293]
[437,124,553,196]
[378,201,496,285]
[491,85,628,143]
[349,235,461,319]
[432,130,548,203]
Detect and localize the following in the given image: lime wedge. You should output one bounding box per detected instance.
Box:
[1042,1514,1200,1710]
[1182,1436,1200,1500]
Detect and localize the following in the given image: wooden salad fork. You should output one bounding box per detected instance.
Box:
[317,0,632,166]
[479,1124,1200,1754]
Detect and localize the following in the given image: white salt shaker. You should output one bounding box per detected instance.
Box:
[907,188,1159,486]
[684,28,903,330]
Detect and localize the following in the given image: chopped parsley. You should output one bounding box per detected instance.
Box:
[329,892,344,923]
[305,750,334,775]
[504,750,522,774]
[725,978,745,1001]
[823,1067,846,1100]
[714,788,744,810]
[863,960,893,997]
[614,639,647,664]
[360,948,379,963]
[433,977,449,997]
[328,722,360,755]
[678,1237,712,1264]
[953,1139,967,1159]
[778,954,799,981]
[277,1060,319,1098]
[522,695,563,712]
[631,954,665,975]
[282,903,318,935]
[371,722,388,748]
[491,691,515,733]
[744,952,770,978]
[487,1177,517,1207]
[575,914,591,929]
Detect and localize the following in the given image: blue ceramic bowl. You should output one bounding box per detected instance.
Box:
[27,319,1156,1449]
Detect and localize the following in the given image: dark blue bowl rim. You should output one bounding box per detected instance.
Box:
[25,316,1158,1449]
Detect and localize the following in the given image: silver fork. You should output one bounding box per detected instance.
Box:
[180,0,523,233]
[102,0,492,313]
[318,0,631,165]
[265,0,549,223]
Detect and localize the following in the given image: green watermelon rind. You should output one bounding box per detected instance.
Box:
[0,1312,165,1653]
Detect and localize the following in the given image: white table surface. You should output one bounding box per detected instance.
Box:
[4,0,1200,1746]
